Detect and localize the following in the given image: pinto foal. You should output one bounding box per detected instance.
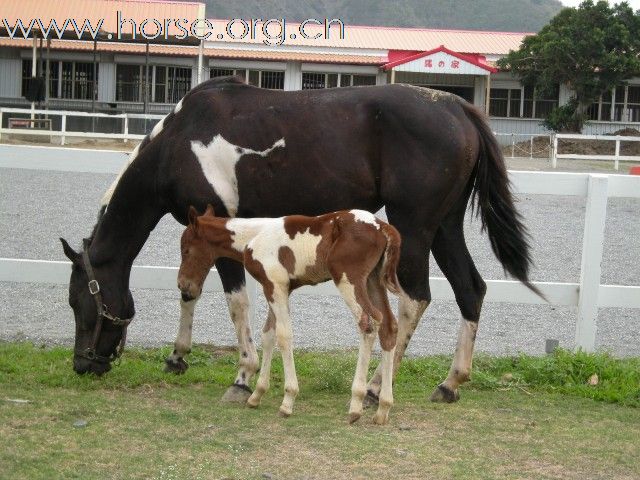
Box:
[178,205,401,424]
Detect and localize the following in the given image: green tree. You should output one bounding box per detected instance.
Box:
[497,0,640,132]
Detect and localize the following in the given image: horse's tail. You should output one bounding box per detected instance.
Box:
[380,222,403,295]
[100,97,186,207]
[461,102,545,300]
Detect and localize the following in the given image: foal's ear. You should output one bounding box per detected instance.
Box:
[59,238,81,264]
[203,204,215,217]
[188,206,199,228]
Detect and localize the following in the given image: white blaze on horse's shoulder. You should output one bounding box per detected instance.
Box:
[149,117,165,140]
[100,143,141,206]
[350,209,380,229]
[191,135,286,217]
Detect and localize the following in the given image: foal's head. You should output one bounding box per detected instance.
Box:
[177,205,219,301]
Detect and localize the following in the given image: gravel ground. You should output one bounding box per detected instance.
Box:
[1,164,638,357]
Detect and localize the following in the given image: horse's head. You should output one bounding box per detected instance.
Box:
[177,205,218,302]
[60,238,134,376]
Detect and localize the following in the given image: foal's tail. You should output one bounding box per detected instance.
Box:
[380,223,403,295]
[461,102,545,300]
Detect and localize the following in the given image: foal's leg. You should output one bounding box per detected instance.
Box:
[332,273,381,423]
[429,211,486,403]
[365,226,433,402]
[217,258,260,403]
[367,276,398,425]
[269,287,299,417]
[165,297,197,373]
[247,307,276,407]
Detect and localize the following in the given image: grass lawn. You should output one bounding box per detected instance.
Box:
[1,343,639,480]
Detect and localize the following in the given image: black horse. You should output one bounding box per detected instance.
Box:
[60,76,540,404]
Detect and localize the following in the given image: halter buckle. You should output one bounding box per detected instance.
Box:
[88,279,100,295]
[84,348,97,360]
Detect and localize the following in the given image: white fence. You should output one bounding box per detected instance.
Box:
[1,146,639,353]
[494,133,552,159]
[0,107,164,145]
[552,133,640,170]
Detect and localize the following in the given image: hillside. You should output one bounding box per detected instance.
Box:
[192,0,563,32]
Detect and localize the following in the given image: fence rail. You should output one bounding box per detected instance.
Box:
[0,107,164,145]
[552,133,640,170]
[1,147,639,353]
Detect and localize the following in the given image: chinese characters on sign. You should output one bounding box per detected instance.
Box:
[424,58,460,69]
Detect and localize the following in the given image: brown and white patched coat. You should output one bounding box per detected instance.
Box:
[178,206,402,424]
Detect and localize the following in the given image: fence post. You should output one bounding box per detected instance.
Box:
[552,134,558,168]
[614,139,620,171]
[511,134,515,158]
[0,108,3,141]
[123,115,129,144]
[530,135,534,159]
[575,174,608,352]
[60,114,66,146]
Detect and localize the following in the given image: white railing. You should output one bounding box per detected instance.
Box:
[1,146,639,353]
[552,133,640,170]
[494,133,552,159]
[0,107,165,145]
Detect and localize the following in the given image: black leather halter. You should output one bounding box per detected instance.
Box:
[75,239,133,364]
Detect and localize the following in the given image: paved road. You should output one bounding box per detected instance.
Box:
[1,164,638,357]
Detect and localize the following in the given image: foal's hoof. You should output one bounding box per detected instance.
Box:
[164,357,188,374]
[278,407,292,418]
[221,384,253,403]
[362,390,380,409]
[429,384,460,403]
[348,412,362,424]
[373,412,389,425]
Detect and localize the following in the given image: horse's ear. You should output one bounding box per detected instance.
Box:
[60,238,81,264]
[203,204,215,217]
[188,206,199,228]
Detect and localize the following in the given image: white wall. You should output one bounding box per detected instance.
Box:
[0,57,21,98]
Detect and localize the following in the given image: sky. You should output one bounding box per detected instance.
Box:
[560,0,640,8]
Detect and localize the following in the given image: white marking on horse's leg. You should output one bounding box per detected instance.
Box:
[333,273,375,422]
[190,135,286,217]
[349,329,376,423]
[168,297,197,362]
[225,286,259,387]
[247,308,276,407]
[270,288,298,417]
[367,293,429,396]
[441,317,478,392]
[373,346,395,425]
[349,209,380,229]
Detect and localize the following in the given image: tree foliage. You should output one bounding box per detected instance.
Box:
[498,0,640,132]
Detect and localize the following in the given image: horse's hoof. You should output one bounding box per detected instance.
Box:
[429,384,460,403]
[348,412,362,424]
[164,357,188,374]
[221,384,253,403]
[246,393,261,408]
[362,390,380,409]
[278,407,292,418]
[373,412,389,425]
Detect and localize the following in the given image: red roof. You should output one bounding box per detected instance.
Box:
[382,45,498,72]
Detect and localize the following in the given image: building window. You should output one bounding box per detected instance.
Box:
[340,74,376,87]
[116,64,142,102]
[59,62,97,100]
[166,67,192,103]
[587,89,613,121]
[211,68,284,90]
[489,88,521,118]
[21,59,59,99]
[302,72,339,89]
[614,85,640,122]
[117,65,192,103]
[522,85,559,119]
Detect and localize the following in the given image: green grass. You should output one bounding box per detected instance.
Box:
[1,342,639,479]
